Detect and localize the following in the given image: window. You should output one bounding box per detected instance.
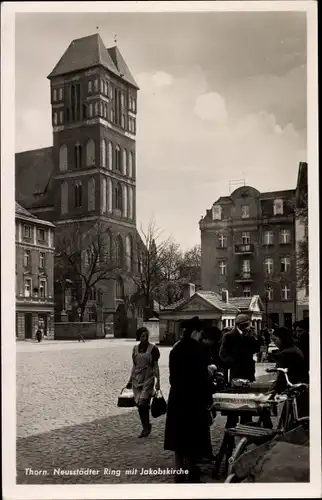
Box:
[74,144,82,169]
[133,98,137,112]
[108,141,113,169]
[121,93,125,107]
[115,278,124,299]
[110,108,115,122]
[59,88,63,100]
[125,235,133,271]
[24,250,31,267]
[39,279,47,298]
[274,199,284,215]
[53,89,57,101]
[243,286,251,298]
[100,79,104,94]
[242,260,250,273]
[107,178,113,212]
[70,83,81,122]
[99,102,103,116]
[280,229,291,244]
[219,260,227,276]
[281,256,291,273]
[128,185,133,219]
[241,205,250,218]
[265,286,273,301]
[128,151,133,177]
[88,287,97,301]
[122,149,127,175]
[38,228,45,241]
[53,112,58,125]
[212,205,222,220]
[264,257,273,275]
[101,177,107,212]
[88,177,95,211]
[24,278,32,298]
[281,284,291,301]
[113,182,122,211]
[115,236,124,268]
[109,85,113,99]
[86,139,95,167]
[74,181,83,208]
[61,181,68,214]
[94,79,98,92]
[103,103,108,118]
[122,184,128,217]
[241,231,250,245]
[23,225,31,238]
[101,139,107,168]
[94,102,99,116]
[59,111,64,124]
[115,145,121,171]
[219,233,227,248]
[121,114,125,128]
[39,252,45,268]
[88,81,92,93]
[263,230,274,245]
[104,81,108,95]
[88,103,93,118]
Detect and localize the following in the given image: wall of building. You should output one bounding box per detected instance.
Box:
[54,321,105,340]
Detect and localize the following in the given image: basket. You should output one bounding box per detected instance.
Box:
[117,387,136,408]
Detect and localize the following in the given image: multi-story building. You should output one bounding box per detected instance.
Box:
[15,34,141,336]
[295,162,309,320]
[15,202,55,339]
[200,173,300,329]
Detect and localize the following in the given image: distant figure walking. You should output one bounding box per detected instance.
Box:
[35,328,42,343]
[126,327,160,438]
[77,333,85,342]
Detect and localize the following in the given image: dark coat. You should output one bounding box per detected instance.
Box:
[273,345,309,394]
[296,331,309,372]
[219,328,259,382]
[164,336,212,458]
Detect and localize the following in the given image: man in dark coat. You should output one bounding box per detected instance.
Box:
[219,314,260,426]
[164,316,212,482]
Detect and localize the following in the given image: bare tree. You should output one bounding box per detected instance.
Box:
[182,244,201,267]
[55,221,122,321]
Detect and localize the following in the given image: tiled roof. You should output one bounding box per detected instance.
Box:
[160,297,186,311]
[228,297,252,310]
[15,202,37,219]
[48,34,139,89]
[260,189,295,199]
[197,291,239,313]
[15,147,55,209]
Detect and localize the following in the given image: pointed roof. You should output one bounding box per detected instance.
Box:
[48,34,139,89]
[15,202,37,219]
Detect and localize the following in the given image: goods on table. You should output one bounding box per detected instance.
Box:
[212,393,272,412]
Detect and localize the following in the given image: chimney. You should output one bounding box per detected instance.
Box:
[221,289,229,304]
[183,283,196,300]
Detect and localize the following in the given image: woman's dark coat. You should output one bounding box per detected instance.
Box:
[219,328,259,382]
[273,345,309,393]
[164,336,212,458]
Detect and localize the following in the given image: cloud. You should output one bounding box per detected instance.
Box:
[152,71,173,87]
[194,92,228,123]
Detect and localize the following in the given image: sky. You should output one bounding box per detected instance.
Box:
[15,10,307,250]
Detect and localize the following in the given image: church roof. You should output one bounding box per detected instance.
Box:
[15,147,55,209]
[48,34,139,89]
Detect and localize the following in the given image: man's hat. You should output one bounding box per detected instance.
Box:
[235,314,250,326]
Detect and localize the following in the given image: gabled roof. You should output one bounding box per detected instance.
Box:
[15,147,55,209]
[15,202,37,219]
[162,291,239,314]
[228,295,264,312]
[48,34,139,89]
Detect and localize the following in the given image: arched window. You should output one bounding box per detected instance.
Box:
[115,235,124,268]
[128,151,133,177]
[101,139,107,168]
[125,235,132,271]
[104,230,112,262]
[53,112,58,125]
[101,177,107,212]
[128,186,133,219]
[107,178,113,212]
[122,184,128,217]
[88,103,93,118]
[110,108,115,122]
[94,102,99,115]
[104,81,108,96]
[100,102,104,116]
[74,180,83,207]
[108,142,113,169]
[61,181,68,214]
[103,103,108,118]
[100,79,104,94]
[88,177,95,211]
[59,144,68,172]
[115,145,121,171]
[86,139,95,167]
[53,89,57,101]
[74,143,82,169]
[115,278,124,299]
[113,182,122,211]
[122,149,127,175]
[88,81,92,93]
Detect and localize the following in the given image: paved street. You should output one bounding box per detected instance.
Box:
[16,339,274,484]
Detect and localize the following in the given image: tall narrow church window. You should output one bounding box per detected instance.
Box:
[101,177,107,212]
[125,235,132,271]
[74,181,83,207]
[70,83,81,122]
[115,145,121,171]
[107,178,112,212]
[94,102,99,116]
[128,186,133,219]
[86,139,95,167]
[88,103,93,118]
[108,142,113,169]
[104,81,108,96]
[53,112,58,125]
[128,151,133,177]
[101,139,107,168]
[100,79,104,94]
[114,182,122,211]
[53,89,57,102]
[122,149,127,175]
[59,111,64,124]
[88,81,92,93]
[115,277,124,299]
[94,79,98,92]
[122,184,128,217]
[74,144,82,169]
[59,88,63,100]
[110,108,115,123]
[115,236,124,268]
[103,104,108,118]
[59,144,68,172]
[88,177,95,211]
[61,181,68,214]
[100,102,103,116]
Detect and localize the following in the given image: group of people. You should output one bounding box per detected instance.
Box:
[126,314,310,483]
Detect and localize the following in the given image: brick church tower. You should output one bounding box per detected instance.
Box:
[16,34,142,337]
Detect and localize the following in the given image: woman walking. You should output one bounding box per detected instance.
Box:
[126,327,160,438]
[164,316,212,483]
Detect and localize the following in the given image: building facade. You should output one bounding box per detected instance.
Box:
[200,180,298,329]
[15,203,55,339]
[15,34,142,336]
[295,162,309,320]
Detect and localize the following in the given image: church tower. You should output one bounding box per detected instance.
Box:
[47,34,140,332]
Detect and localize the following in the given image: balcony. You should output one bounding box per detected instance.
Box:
[235,243,254,254]
[235,272,254,283]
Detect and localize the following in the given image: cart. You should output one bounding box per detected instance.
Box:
[225,423,310,483]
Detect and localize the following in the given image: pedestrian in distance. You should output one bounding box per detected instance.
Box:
[77,333,85,342]
[35,328,42,343]
[164,316,212,483]
[126,327,161,438]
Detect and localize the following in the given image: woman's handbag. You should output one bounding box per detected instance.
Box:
[151,390,167,418]
[117,387,136,408]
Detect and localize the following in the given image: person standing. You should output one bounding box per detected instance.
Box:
[126,327,160,438]
[35,327,42,343]
[164,316,212,483]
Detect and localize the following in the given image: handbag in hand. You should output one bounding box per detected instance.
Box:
[151,390,167,418]
[117,387,136,408]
